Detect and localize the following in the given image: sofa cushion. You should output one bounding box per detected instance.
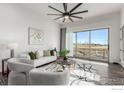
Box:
[29,69,69,85]
[32,56,57,67]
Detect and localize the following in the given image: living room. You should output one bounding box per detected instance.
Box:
[0,0,124,89]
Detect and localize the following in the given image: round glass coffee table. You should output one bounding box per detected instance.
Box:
[56,58,76,70]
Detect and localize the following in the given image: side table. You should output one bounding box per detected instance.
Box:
[2,58,10,77]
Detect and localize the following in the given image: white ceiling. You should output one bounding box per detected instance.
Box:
[20,3,124,24]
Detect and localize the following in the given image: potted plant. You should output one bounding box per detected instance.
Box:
[59,49,70,60]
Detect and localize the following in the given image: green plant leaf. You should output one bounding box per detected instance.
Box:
[59,49,70,57]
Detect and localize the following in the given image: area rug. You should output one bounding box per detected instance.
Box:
[0,74,7,85]
[0,61,100,85]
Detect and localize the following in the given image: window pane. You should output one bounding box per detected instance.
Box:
[73,33,76,56]
[90,29,108,61]
[76,31,90,59]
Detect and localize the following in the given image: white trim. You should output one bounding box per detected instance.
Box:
[120,61,124,68]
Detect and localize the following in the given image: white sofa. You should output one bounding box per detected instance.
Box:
[13,56,57,67]
[16,50,57,67]
[7,49,57,85]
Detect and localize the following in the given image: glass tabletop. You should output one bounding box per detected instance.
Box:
[69,61,100,85]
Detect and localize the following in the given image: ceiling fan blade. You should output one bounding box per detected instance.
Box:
[63,18,66,22]
[69,17,74,22]
[48,5,63,13]
[70,15,83,19]
[54,16,63,20]
[63,3,67,12]
[47,14,62,16]
[71,10,88,15]
[69,3,82,13]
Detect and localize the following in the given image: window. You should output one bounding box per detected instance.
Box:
[73,28,109,62]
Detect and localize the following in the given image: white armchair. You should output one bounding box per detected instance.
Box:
[7,58,33,85]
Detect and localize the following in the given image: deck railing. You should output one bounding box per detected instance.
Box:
[73,47,108,61]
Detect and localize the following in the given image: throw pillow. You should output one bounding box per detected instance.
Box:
[50,50,57,56]
[50,50,54,56]
[36,50,43,59]
[28,51,37,60]
[43,50,51,56]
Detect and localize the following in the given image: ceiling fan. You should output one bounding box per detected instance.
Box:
[47,3,88,22]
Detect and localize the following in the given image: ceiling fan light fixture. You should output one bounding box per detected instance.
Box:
[48,3,88,22]
[64,15,69,19]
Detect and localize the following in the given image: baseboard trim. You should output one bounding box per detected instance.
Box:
[119,62,124,68]
[121,63,124,68]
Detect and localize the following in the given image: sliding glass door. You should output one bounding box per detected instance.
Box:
[73,28,109,62]
[76,31,90,59]
[90,29,109,61]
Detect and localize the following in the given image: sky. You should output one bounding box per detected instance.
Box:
[73,28,108,45]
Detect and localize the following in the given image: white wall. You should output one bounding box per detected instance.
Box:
[63,12,121,63]
[121,8,124,26]
[120,7,124,67]
[0,4,60,72]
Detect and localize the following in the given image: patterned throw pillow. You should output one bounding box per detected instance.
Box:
[43,50,51,56]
